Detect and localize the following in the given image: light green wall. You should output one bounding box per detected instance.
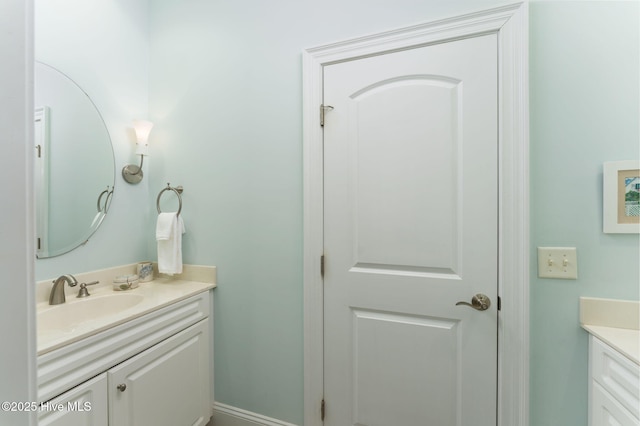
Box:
[147,0,515,424]
[32,1,639,424]
[530,2,639,425]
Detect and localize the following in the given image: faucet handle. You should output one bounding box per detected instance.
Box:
[76,281,99,298]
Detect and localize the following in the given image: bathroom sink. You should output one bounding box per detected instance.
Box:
[37,293,144,335]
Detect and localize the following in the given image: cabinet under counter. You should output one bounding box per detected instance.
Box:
[36,266,216,426]
[581,297,639,426]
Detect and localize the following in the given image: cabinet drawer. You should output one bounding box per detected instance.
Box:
[592,381,640,426]
[591,336,640,420]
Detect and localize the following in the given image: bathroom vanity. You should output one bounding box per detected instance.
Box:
[36,264,216,426]
[581,297,640,426]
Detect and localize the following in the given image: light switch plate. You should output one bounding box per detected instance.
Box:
[537,247,578,279]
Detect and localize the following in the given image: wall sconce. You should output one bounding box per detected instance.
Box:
[122,119,153,184]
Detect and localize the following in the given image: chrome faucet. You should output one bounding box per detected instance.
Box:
[49,274,78,305]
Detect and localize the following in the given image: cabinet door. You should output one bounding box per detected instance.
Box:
[108,320,210,426]
[38,373,108,426]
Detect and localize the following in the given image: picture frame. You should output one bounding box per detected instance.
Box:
[603,160,640,233]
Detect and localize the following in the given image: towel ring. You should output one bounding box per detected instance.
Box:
[157,183,183,216]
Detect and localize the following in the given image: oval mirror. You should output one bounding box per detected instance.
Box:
[34,62,115,258]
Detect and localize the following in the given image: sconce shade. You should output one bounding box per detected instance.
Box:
[123,119,153,184]
[133,119,154,143]
[133,119,153,156]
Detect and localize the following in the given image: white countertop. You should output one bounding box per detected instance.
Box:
[582,324,639,365]
[580,297,640,366]
[37,264,216,356]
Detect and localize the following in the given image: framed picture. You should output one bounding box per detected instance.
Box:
[603,160,640,233]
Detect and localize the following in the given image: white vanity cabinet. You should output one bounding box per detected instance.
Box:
[589,336,640,426]
[37,290,213,426]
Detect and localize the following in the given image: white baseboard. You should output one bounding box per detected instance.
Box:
[211,402,298,426]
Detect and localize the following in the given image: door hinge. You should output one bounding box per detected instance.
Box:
[36,144,41,158]
[320,104,333,127]
[37,237,41,250]
[320,254,325,277]
[497,296,502,311]
[321,398,325,421]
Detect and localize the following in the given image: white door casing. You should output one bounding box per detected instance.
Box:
[303,3,529,426]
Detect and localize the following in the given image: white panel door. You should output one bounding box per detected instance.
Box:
[323,34,498,426]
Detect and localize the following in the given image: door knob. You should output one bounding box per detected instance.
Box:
[456,294,491,311]
[117,383,127,392]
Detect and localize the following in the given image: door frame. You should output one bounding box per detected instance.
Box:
[302,3,529,425]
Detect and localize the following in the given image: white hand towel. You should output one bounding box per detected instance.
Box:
[156,213,174,240]
[156,213,186,275]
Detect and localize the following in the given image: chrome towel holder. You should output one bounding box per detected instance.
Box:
[157,183,183,216]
